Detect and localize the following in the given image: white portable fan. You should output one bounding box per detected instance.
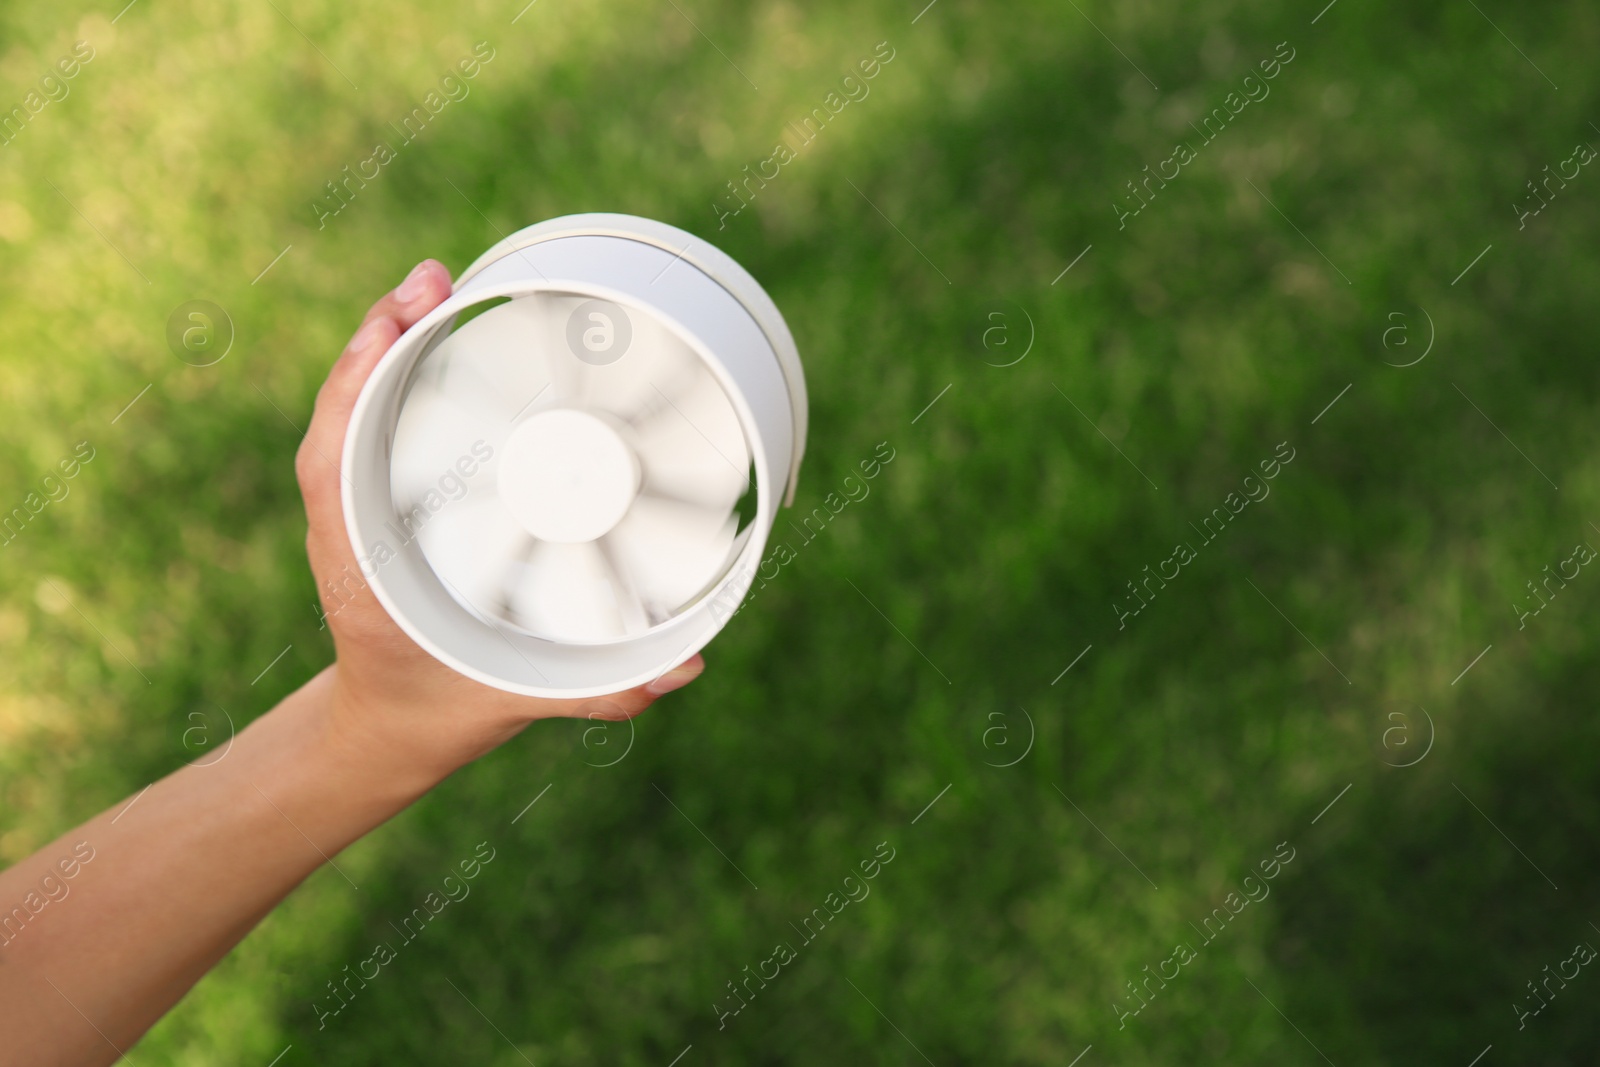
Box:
[340,214,807,698]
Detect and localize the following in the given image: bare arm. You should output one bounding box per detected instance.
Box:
[0,261,703,1066]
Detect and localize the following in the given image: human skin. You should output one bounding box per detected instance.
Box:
[0,260,703,1067]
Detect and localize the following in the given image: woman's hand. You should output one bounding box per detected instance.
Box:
[297,259,704,786]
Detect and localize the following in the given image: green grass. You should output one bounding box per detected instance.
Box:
[3,0,1600,1061]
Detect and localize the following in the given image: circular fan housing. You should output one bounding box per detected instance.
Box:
[341,214,807,698]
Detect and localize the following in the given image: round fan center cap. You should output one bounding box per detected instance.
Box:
[497,409,641,543]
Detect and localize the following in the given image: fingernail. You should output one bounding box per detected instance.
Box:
[395,261,431,303]
[647,659,703,696]
[349,317,386,352]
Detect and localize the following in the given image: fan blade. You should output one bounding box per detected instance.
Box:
[410,494,528,619]
[573,303,702,421]
[390,376,503,507]
[426,296,567,423]
[605,495,738,616]
[504,540,632,641]
[594,536,657,632]
[630,365,749,513]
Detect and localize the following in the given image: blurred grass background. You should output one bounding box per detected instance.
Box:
[3,0,1600,1061]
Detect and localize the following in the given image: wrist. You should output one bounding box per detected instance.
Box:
[304,666,466,806]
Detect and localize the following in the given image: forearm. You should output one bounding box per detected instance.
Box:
[0,667,451,1067]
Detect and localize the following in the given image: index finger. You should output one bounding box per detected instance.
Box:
[297,260,453,533]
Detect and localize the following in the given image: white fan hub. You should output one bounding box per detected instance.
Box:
[497,409,640,544]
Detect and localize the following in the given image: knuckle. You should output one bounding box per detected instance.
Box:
[576,691,652,721]
[294,441,317,488]
[613,689,657,717]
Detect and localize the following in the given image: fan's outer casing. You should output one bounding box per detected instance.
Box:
[340,214,806,699]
